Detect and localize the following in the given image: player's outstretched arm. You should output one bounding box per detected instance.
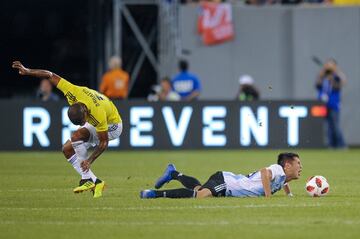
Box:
[260,168,272,198]
[283,183,293,197]
[12,61,61,86]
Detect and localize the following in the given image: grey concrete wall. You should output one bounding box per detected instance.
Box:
[174,5,360,145]
[291,7,360,146]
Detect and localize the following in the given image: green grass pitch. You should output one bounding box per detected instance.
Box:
[1,149,360,239]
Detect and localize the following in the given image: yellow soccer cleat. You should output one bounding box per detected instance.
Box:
[93,181,106,198]
[73,180,95,194]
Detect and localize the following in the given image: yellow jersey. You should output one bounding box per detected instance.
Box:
[57,78,121,132]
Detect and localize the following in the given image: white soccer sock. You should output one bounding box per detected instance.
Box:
[67,154,97,182]
[70,140,97,182]
[67,154,82,175]
[83,169,97,182]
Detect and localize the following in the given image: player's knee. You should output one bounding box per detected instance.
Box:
[62,140,74,159]
[71,128,90,142]
[71,131,82,142]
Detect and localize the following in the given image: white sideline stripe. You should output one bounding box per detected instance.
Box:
[0,202,351,211]
[1,219,360,226]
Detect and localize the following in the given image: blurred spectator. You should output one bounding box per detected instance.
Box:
[316,58,347,149]
[147,77,181,102]
[236,75,259,101]
[147,85,160,102]
[158,77,181,101]
[100,56,129,100]
[36,79,59,102]
[171,59,201,101]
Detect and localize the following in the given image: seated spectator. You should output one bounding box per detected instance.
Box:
[158,77,181,101]
[236,75,259,101]
[100,56,129,100]
[171,59,201,101]
[36,79,59,102]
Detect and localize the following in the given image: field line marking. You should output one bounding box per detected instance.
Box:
[1,219,360,226]
[0,202,352,211]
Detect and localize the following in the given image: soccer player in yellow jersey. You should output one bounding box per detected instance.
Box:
[12,61,123,198]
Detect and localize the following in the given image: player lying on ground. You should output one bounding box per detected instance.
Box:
[140,152,302,199]
[12,61,123,198]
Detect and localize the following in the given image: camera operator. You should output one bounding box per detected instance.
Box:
[316,58,347,149]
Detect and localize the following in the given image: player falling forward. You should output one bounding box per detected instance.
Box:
[12,61,122,198]
[140,152,302,199]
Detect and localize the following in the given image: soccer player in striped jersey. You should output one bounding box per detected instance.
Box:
[140,152,302,199]
[12,61,123,198]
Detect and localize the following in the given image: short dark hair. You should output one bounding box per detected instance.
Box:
[161,76,171,83]
[179,60,188,72]
[277,152,300,168]
[68,103,85,125]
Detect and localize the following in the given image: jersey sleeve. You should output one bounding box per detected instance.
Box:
[56,78,75,94]
[267,164,285,180]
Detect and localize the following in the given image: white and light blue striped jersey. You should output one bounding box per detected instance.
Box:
[222,164,286,197]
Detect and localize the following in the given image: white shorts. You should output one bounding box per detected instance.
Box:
[82,122,123,149]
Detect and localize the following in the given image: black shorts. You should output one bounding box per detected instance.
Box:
[199,171,226,197]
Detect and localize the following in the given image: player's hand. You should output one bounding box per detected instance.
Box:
[12,61,30,75]
[81,160,91,172]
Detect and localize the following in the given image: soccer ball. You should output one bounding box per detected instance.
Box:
[305,175,330,197]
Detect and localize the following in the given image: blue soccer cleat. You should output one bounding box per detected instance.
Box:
[154,164,176,189]
[140,189,156,199]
